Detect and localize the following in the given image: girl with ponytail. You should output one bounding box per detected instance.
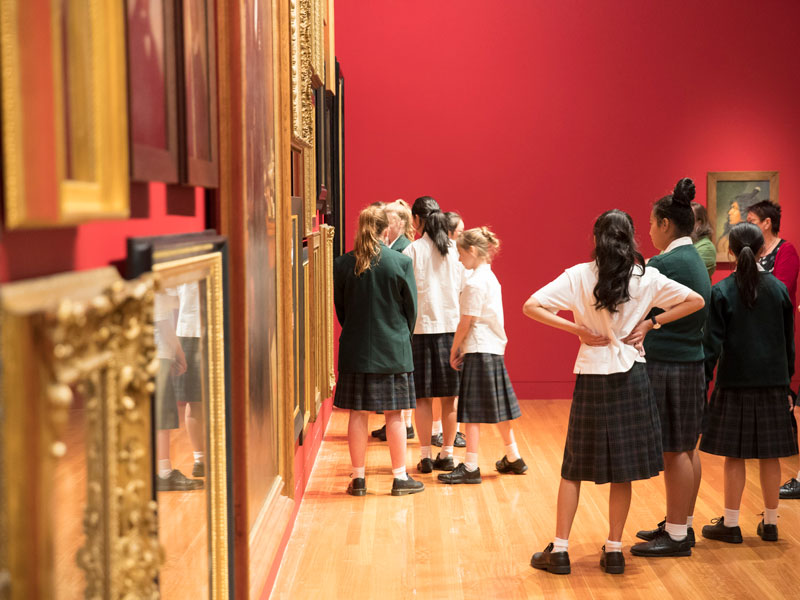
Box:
[333,205,424,497]
[523,209,704,575]
[699,222,797,544]
[628,178,712,559]
[438,227,526,485]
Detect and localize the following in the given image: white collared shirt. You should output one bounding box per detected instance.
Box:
[662,236,694,253]
[176,282,202,338]
[531,261,693,375]
[460,264,507,355]
[403,233,465,334]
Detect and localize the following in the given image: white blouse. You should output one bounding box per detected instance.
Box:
[460,264,507,355]
[530,262,693,375]
[404,233,465,334]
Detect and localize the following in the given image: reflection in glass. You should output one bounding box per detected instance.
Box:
[154,281,210,597]
[183,0,211,161]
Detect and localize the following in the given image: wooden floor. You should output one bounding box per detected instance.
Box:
[273,400,800,599]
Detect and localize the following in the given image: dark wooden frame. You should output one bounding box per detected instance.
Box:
[126,0,180,183]
[331,61,346,257]
[177,0,219,187]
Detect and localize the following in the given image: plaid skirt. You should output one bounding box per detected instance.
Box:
[457,353,521,423]
[173,337,204,403]
[699,387,798,459]
[647,360,705,453]
[562,362,663,484]
[333,372,416,412]
[412,333,460,399]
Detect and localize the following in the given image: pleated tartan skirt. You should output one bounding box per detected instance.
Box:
[700,387,798,459]
[457,353,521,424]
[412,332,461,399]
[647,360,705,452]
[333,372,417,412]
[562,362,664,484]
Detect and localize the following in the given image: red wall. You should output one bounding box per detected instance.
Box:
[0,183,206,282]
[335,0,800,397]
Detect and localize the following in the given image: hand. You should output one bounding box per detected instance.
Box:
[171,344,187,376]
[622,320,653,347]
[790,394,795,411]
[450,349,464,371]
[576,325,610,346]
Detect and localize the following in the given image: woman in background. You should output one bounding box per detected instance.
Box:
[691,201,716,278]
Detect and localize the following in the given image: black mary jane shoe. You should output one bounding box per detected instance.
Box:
[600,546,625,574]
[391,475,425,496]
[531,543,570,575]
[346,478,366,497]
[630,529,692,557]
[701,517,743,543]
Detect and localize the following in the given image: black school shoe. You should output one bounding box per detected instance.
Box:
[600,546,625,574]
[346,477,366,497]
[192,461,205,478]
[779,477,800,499]
[406,425,415,439]
[432,453,455,471]
[438,463,482,484]
[701,517,743,543]
[417,458,434,473]
[757,519,778,541]
[496,455,528,474]
[636,518,696,547]
[431,432,443,447]
[391,475,425,496]
[454,431,466,447]
[371,425,387,441]
[157,469,204,492]
[630,529,692,557]
[531,543,570,575]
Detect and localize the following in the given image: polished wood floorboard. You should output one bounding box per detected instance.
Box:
[273,400,800,599]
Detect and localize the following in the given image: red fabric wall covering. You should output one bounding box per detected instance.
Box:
[335,0,800,397]
[0,183,206,282]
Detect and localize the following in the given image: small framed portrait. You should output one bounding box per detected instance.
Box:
[707,171,779,261]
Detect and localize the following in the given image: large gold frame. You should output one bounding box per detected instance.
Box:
[1,268,160,599]
[0,0,129,228]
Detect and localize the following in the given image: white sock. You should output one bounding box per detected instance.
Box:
[605,539,622,552]
[505,442,520,461]
[723,508,740,527]
[553,537,569,553]
[441,445,454,458]
[392,466,408,480]
[432,421,443,435]
[404,410,413,427]
[686,515,694,528]
[158,459,172,479]
[665,521,687,541]
[420,445,432,460]
[464,452,479,472]
[193,451,204,462]
[764,507,779,525]
[352,466,365,479]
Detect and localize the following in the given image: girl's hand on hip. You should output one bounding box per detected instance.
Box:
[576,325,610,346]
[621,320,652,347]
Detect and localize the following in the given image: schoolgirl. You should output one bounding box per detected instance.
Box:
[629,178,712,557]
[523,209,704,575]
[333,205,424,496]
[403,196,466,473]
[438,227,525,485]
[700,222,797,542]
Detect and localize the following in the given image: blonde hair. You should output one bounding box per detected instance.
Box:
[388,199,415,241]
[457,226,500,261]
[354,205,389,275]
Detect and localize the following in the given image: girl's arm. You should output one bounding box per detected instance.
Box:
[522,297,610,346]
[450,314,476,370]
[621,290,705,346]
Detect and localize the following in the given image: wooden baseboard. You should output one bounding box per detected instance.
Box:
[248,477,294,599]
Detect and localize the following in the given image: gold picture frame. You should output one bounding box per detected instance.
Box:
[0,0,129,228]
[1,267,160,599]
[321,224,336,396]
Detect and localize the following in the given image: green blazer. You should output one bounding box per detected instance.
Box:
[390,235,411,253]
[334,244,417,373]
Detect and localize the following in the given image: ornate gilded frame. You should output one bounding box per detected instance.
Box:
[1,0,129,228]
[127,231,232,599]
[320,224,336,396]
[1,267,160,599]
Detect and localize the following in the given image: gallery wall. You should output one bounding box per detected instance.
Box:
[335,0,800,397]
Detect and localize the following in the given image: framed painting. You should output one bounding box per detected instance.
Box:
[708,171,779,261]
[126,0,180,183]
[291,197,306,441]
[178,0,219,188]
[1,0,129,228]
[127,231,232,599]
[1,267,160,598]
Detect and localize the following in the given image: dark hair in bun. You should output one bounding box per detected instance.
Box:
[653,177,696,236]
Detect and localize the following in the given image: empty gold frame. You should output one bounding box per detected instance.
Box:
[1,267,160,599]
[0,0,129,228]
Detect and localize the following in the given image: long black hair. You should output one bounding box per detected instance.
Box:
[412,196,450,256]
[728,222,764,309]
[592,209,645,313]
[653,177,696,236]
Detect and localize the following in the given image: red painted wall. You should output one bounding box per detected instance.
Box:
[0,183,206,282]
[335,0,800,397]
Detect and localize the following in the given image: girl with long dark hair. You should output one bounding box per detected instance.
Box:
[523,209,704,575]
[700,222,797,543]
